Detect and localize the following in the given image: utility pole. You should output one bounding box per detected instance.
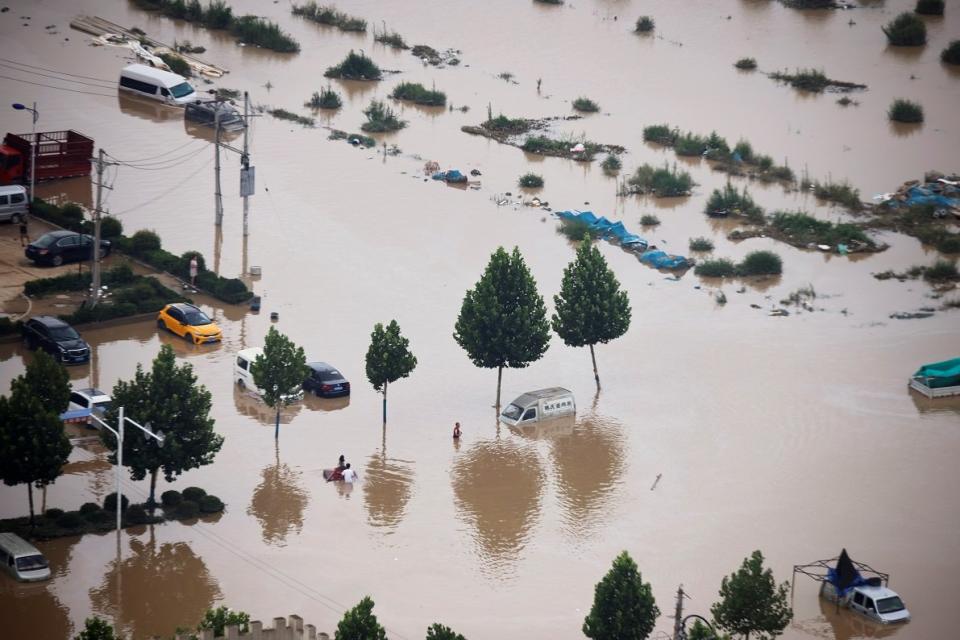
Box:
[673,585,686,640]
[242,91,250,237]
[91,148,111,307]
[214,107,223,226]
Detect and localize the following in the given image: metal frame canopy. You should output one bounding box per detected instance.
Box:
[792,549,889,592]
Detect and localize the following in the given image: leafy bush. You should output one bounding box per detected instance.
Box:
[943,40,960,65]
[572,97,600,112]
[888,99,924,123]
[640,214,660,226]
[738,250,783,276]
[374,27,407,49]
[642,124,676,145]
[292,2,367,32]
[626,163,693,197]
[175,500,200,519]
[198,607,251,636]
[203,0,233,29]
[769,211,872,247]
[199,494,225,513]
[161,490,183,507]
[79,502,102,515]
[56,511,84,529]
[306,86,342,109]
[689,237,715,252]
[391,82,446,106]
[518,173,544,188]
[522,135,601,159]
[103,492,130,513]
[735,57,757,70]
[733,140,755,162]
[883,12,927,46]
[100,216,124,239]
[361,99,406,132]
[182,486,207,502]
[45,508,65,519]
[231,15,300,53]
[705,183,764,223]
[601,155,621,175]
[159,53,192,77]
[915,0,944,16]
[694,259,736,277]
[635,16,655,32]
[674,132,709,156]
[130,229,162,256]
[558,220,600,241]
[325,50,381,80]
[812,180,862,209]
[924,260,959,282]
[482,114,530,134]
[125,504,150,525]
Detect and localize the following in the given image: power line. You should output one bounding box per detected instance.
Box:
[111,155,214,215]
[0,73,116,98]
[107,144,210,170]
[105,139,206,164]
[0,56,115,82]
[0,61,115,89]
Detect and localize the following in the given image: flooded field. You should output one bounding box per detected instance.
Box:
[1,0,958,638]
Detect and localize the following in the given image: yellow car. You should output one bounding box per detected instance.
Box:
[157,303,222,344]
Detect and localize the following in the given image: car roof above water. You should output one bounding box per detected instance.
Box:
[31,315,71,329]
[509,387,573,407]
[0,532,43,557]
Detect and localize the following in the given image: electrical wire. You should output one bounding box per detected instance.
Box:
[111,155,214,215]
[0,61,116,89]
[0,73,116,98]
[104,139,207,164]
[0,56,115,83]
[107,145,210,170]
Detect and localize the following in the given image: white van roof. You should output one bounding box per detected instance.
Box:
[0,184,27,195]
[237,347,263,360]
[121,63,188,87]
[0,532,43,557]
[510,387,573,408]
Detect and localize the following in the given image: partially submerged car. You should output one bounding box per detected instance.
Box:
[303,362,350,397]
[157,303,222,344]
[184,100,243,130]
[234,347,304,401]
[21,316,90,364]
[499,387,576,426]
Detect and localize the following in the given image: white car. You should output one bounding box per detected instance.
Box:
[234,348,303,401]
[68,388,112,427]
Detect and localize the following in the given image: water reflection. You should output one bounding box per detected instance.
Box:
[36,176,94,210]
[909,390,960,418]
[89,532,221,639]
[333,79,377,102]
[116,93,182,123]
[184,119,242,144]
[247,447,309,545]
[302,393,350,413]
[451,438,545,577]
[0,575,71,640]
[888,121,923,138]
[363,426,415,531]
[233,386,303,425]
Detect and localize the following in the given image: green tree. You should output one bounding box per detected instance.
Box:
[12,350,71,414]
[198,606,251,636]
[454,246,551,408]
[103,345,223,505]
[583,551,659,640]
[335,596,387,640]
[0,391,71,525]
[365,320,418,423]
[251,326,309,440]
[426,623,466,640]
[552,241,631,390]
[687,619,728,640]
[710,550,793,640]
[74,617,116,640]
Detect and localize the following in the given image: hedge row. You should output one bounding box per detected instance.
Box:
[59,276,186,325]
[24,263,136,297]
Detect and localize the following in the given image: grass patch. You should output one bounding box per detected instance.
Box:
[689,237,715,252]
[325,50,381,80]
[705,183,765,223]
[482,114,531,134]
[643,124,677,145]
[159,52,192,77]
[522,135,602,160]
[781,284,816,306]
[883,12,927,46]
[572,97,600,112]
[873,204,960,254]
[329,129,376,147]
[915,0,944,17]
[391,81,446,106]
[269,108,314,126]
[923,260,959,282]
[836,96,858,107]
[738,250,783,276]
[769,211,873,248]
[812,180,861,210]
[888,99,924,123]
[361,99,406,132]
[306,86,341,109]
[734,57,757,70]
[291,2,367,32]
[214,87,240,100]
[640,214,661,226]
[694,258,736,278]
[623,163,694,197]
[518,173,544,188]
[231,15,299,52]
[373,24,408,49]
[943,40,960,65]
[558,219,600,241]
[601,155,621,175]
[769,68,866,92]
[635,16,655,33]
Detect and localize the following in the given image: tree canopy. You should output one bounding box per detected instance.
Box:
[12,350,71,414]
[583,551,659,640]
[73,617,116,640]
[710,550,793,640]
[426,622,467,640]
[335,596,387,640]
[365,320,417,423]
[251,326,308,439]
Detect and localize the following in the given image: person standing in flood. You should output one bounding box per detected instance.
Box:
[189,255,199,286]
[453,422,461,440]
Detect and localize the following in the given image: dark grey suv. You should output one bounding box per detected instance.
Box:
[21,316,90,364]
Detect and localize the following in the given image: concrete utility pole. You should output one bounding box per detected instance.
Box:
[673,585,686,640]
[214,107,223,226]
[242,91,250,237]
[91,148,112,307]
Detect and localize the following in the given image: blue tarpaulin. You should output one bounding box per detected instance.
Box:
[432,169,467,183]
[887,185,959,209]
[556,210,692,269]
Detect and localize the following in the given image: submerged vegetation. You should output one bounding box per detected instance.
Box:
[871,204,960,254]
[601,155,622,175]
[639,214,661,227]
[694,258,736,278]
[888,99,924,123]
[373,24,408,49]
[268,108,314,126]
[883,12,927,46]
[231,16,300,52]
[361,99,406,132]
[943,41,960,65]
[696,252,783,277]
[481,114,532,134]
[291,2,367,32]
[558,219,600,241]
[325,50,382,80]
[769,68,866,93]
[158,52,191,77]
[689,237,715,252]
[518,173,545,188]
[808,179,862,210]
[635,16,655,33]
[572,97,600,112]
[706,183,765,224]
[768,212,875,249]
[915,0,945,16]
[521,135,615,161]
[735,57,758,70]
[306,86,342,109]
[391,82,447,106]
[622,163,694,197]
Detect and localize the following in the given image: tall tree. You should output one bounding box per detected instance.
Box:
[73,617,116,640]
[335,596,387,640]
[12,349,71,414]
[426,623,466,640]
[454,246,551,408]
[251,326,309,440]
[0,391,71,525]
[103,345,223,505]
[552,241,631,390]
[583,551,659,640]
[710,550,793,640]
[365,320,417,423]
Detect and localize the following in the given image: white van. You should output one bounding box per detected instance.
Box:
[499,387,576,426]
[234,348,304,401]
[821,582,910,624]
[0,184,29,223]
[0,532,51,582]
[119,63,196,106]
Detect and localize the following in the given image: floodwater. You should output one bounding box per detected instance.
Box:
[1,0,959,638]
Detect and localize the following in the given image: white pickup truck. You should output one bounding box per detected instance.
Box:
[820,582,911,624]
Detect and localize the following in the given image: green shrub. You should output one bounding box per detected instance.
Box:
[674,132,709,156]
[572,97,600,112]
[374,27,407,49]
[705,183,764,223]
[199,494,225,513]
[694,258,736,277]
[125,504,150,525]
[62,203,85,224]
[129,229,162,256]
[175,500,200,519]
[103,492,130,513]
[812,180,862,209]
[182,486,207,502]
[306,86,342,109]
[45,508,65,519]
[159,53,192,77]
[640,214,660,226]
[915,0,944,16]
[518,173,544,188]
[943,40,960,65]
[734,57,757,70]
[79,502,102,515]
[883,12,927,46]
[738,250,783,276]
[888,99,924,123]
[626,163,693,197]
[601,155,621,175]
[231,15,300,53]
[733,140,755,162]
[292,2,367,32]
[482,114,530,134]
[325,50,381,80]
[100,216,123,239]
[161,490,183,507]
[24,272,88,297]
[203,0,233,29]
[198,607,251,637]
[391,82,446,106]
[361,99,406,132]
[769,211,872,247]
[642,124,676,145]
[56,511,83,529]
[689,237,714,252]
[924,260,959,281]
[558,220,600,241]
[635,16,655,33]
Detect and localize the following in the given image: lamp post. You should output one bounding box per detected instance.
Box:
[11,102,38,210]
[89,407,165,532]
[677,614,718,640]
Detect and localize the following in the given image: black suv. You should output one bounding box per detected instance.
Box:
[21,316,90,364]
[25,230,112,267]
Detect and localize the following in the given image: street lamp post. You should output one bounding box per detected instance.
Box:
[11,102,38,210]
[89,407,165,532]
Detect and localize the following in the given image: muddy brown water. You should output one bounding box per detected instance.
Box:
[1,0,959,638]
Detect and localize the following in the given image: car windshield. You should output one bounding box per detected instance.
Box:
[184,309,211,325]
[320,370,343,381]
[33,233,61,248]
[876,596,905,614]
[170,82,195,98]
[501,404,523,420]
[49,326,80,341]
[16,554,48,571]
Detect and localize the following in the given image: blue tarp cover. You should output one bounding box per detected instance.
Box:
[556,210,646,247]
[888,185,959,209]
[433,169,467,182]
[914,357,960,388]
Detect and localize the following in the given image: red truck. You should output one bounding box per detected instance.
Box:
[0,130,93,185]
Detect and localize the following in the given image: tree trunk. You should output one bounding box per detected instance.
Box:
[274,405,281,441]
[382,381,388,425]
[496,365,503,411]
[589,343,601,391]
[149,468,159,508]
[27,483,35,527]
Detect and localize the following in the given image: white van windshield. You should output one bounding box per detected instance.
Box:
[876,596,905,614]
[16,554,48,571]
[170,82,195,98]
[501,404,523,420]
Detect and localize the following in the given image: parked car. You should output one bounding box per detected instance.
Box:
[21,316,90,364]
[157,303,222,344]
[303,362,350,397]
[234,347,303,400]
[185,100,243,130]
[24,230,111,267]
[68,388,112,427]
[0,533,50,582]
[499,387,576,426]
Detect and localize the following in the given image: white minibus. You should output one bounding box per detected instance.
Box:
[0,532,51,582]
[119,63,196,106]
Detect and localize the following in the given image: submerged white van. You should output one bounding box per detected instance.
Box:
[499,387,576,426]
[234,348,304,401]
[119,63,196,106]
[0,185,29,223]
[0,532,51,582]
